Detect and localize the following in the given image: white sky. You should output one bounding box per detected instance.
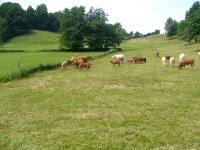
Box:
[0,0,197,33]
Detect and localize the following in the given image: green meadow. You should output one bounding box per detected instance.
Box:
[1,34,200,149]
[0,30,103,80]
[0,30,60,51]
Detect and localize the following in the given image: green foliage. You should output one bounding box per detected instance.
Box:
[26,6,35,28]
[0,2,29,39]
[35,4,48,30]
[166,21,178,37]
[60,6,85,49]
[165,18,178,37]
[0,16,9,42]
[171,1,200,43]
[60,6,126,50]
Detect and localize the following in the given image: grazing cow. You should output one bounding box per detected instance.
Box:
[127,58,134,63]
[74,59,84,68]
[178,58,195,69]
[198,52,200,59]
[165,56,170,61]
[61,61,68,70]
[179,53,185,62]
[133,57,143,63]
[162,56,167,67]
[169,57,175,67]
[110,59,121,66]
[79,62,92,70]
[154,49,159,57]
[71,56,88,64]
[112,54,124,63]
[142,58,146,63]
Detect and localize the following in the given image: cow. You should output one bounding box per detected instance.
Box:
[169,57,175,67]
[165,56,170,62]
[71,56,88,64]
[178,58,195,69]
[141,58,146,63]
[162,56,167,67]
[133,57,143,63]
[110,59,121,66]
[198,52,200,59]
[179,53,185,62]
[79,62,92,70]
[154,49,159,57]
[61,61,68,70]
[127,58,134,63]
[112,54,124,63]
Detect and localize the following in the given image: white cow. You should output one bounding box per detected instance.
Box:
[179,53,185,62]
[61,61,68,70]
[162,56,167,67]
[112,54,124,63]
[198,52,200,59]
[169,57,175,67]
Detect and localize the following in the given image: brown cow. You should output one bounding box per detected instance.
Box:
[142,58,146,63]
[154,50,159,57]
[178,58,195,69]
[133,57,143,63]
[79,62,92,70]
[127,58,134,63]
[74,59,84,68]
[71,56,88,64]
[110,59,121,66]
[165,56,170,62]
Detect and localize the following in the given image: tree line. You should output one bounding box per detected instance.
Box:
[0,2,160,50]
[165,1,200,43]
[0,2,59,43]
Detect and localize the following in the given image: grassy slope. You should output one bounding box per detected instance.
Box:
[0,30,103,78]
[0,30,60,51]
[1,35,200,149]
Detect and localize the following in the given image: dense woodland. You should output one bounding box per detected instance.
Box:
[165,1,200,43]
[0,2,160,50]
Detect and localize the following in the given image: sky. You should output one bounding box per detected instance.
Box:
[0,0,197,33]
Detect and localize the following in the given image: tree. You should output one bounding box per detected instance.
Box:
[185,1,200,19]
[60,6,86,49]
[47,13,60,32]
[85,7,108,49]
[135,31,142,38]
[35,4,48,30]
[26,6,35,28]
[164,18,178,37]
[0,16,9,42]
[0,2,29,38]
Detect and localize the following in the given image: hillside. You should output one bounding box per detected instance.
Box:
[1,35,200,149]
[0,30,60,51]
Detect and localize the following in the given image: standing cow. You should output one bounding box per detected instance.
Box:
[112,54,124,63]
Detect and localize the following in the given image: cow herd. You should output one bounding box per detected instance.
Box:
[60,50,200,71]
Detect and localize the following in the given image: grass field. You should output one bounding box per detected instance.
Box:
[0,51,103,79]
[1,34,200,149]
[0,30,60,51]
[0,30,104,80]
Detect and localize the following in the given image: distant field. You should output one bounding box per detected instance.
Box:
[1,34,200,149]
[0,30,60,51]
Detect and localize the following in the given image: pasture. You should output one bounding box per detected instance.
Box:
[1,34,200,149]
[0,30,103,80]
[0,30,60,51]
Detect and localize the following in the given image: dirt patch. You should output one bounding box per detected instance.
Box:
[104,83,126,89]
[29,80,47,89]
